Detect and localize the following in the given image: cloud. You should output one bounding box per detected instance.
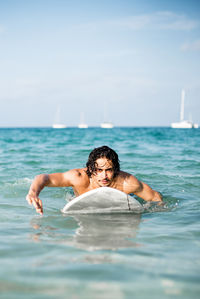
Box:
[80,11,199,32]
[181,39,200,51]
[107,15,150,31]
[153,11,199,31]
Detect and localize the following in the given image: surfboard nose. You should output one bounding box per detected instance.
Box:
[62,187,144,214]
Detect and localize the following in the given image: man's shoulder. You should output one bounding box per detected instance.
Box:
[63,168,88,182]
[118,170,131,177]
[63,168,89,190]
[118,170,138,178]
[117,170,135,181]
[116,170,141,192]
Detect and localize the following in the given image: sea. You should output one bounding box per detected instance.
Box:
[0,127,199,299]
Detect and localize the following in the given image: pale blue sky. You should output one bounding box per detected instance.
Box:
[0,0,200,127]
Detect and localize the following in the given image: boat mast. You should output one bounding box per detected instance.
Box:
[180,89,185,121]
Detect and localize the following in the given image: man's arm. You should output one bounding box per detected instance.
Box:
[26,170,75,215]
[134,181,163,202]
[124,174,163,203]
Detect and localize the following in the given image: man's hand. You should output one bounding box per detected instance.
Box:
[26,193,43,215]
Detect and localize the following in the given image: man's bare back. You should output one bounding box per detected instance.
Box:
[26,146,163,215]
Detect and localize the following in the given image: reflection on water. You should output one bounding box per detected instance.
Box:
[72,214,141,250]
[30,213,141,251]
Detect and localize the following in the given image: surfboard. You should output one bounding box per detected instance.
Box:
[62,187,144,214]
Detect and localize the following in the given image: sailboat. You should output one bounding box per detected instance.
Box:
[100,122,114,129]
[171,90,198,129]
[100,103,114,128]
[78,112,88,128]
[52,106,67,129]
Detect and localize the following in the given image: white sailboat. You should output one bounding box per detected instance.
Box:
[100,122,114,129]
[100,103,114,128]
[78,112,88,128]
[52,106,67,129]
[171,90,198,129]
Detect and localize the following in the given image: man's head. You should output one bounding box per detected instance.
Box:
[86,146,120,187]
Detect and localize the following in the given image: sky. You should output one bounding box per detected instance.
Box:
[0,0,200,127]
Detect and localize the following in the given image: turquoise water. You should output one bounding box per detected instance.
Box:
[0,127,199,299]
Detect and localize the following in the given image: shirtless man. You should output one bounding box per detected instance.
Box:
[26,145,163,215]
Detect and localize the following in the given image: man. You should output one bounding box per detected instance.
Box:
[26,145,163,215]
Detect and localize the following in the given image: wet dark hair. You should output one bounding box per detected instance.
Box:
[86,146,120,177]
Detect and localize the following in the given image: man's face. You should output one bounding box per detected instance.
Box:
[91,157,114,187]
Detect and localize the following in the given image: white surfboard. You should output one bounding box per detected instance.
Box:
[62,187,144,214]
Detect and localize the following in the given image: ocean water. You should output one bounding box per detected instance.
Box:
[0,127,199,299]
